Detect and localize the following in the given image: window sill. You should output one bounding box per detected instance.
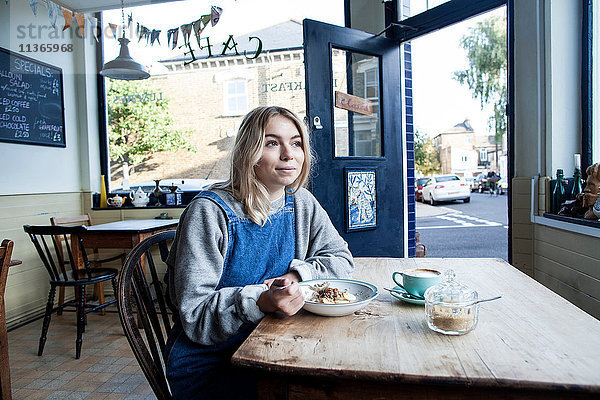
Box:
[532,213,600,238]
[91,205,186,210]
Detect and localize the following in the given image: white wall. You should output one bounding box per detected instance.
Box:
[0,1,101,326]
[546,0,581,176]
[1,0,100,195]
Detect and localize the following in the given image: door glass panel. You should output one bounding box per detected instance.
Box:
[401,0,452,19]
[332,48,381,157]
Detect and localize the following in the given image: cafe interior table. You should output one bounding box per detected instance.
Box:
[71,218,179,268]
[232,258,600,399]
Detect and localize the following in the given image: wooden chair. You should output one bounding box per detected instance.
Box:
[23,225,119,359]
[117,230,175,400]
[0,239,15,400]
[50,214,126,314]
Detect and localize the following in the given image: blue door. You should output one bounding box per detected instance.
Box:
[303,19,406,257]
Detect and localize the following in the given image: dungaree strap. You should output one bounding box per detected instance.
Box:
[193,190,238,220]
[284,192,294,208]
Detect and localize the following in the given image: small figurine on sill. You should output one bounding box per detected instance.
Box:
[558,162,600,220]
[581,162,600,220]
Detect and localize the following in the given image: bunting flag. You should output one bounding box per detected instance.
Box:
[138,25,150,44]
[192,18,207,47]
[28,0,38,15]
[180,23,192,45]
[150,29,161,46]
[75,12,85,38]
[210,6,223,27]
[167,28,179,49]
[108,23,118,39]
[62,9,73,31]
[46,0,59,29]
[88,15,99,42]
[102,5,224,50]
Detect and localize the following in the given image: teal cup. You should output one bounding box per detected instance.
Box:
[392,268,442,298]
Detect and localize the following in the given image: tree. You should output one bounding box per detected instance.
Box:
[454,15,507,171]
[415,130,441,176]
[107,79,195,184]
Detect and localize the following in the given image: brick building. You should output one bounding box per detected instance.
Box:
[115,20,347,185]
[433,119,500,177]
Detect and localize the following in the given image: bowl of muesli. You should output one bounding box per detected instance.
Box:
[299,279,378,317]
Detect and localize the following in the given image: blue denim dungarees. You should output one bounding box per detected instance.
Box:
[166,191,295,399]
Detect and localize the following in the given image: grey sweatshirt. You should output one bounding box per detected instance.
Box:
[166,187,354,345]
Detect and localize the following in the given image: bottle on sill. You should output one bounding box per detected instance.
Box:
[100,174,108,208]
[570,154,583,200]
[551,169,566,214]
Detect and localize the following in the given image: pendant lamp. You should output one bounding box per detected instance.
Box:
[100,0,150,80]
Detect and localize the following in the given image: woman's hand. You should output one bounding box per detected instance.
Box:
[263,271,301,288]
[257,277,305,316]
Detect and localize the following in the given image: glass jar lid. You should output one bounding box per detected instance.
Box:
[424,270,478,305]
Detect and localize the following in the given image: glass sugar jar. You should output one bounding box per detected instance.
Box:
[424,270,479,335]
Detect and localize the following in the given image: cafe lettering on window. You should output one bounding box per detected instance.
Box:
[184,35,263,65]
[113,92,164,104]
[262,79,339,93]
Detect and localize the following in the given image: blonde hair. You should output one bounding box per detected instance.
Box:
[212,106,312,225]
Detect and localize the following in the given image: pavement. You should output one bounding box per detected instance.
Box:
[415,201,454,218]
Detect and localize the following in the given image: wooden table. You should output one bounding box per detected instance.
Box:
[71,219,179,269]
[232,258,600,399]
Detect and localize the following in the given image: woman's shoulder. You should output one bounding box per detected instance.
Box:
[190,188,247,217]
[292,187,322,211]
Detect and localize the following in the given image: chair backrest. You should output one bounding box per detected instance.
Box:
[0,240,14,400]
[23,225,93,282]
[0,239,14,299]
[117,230,175,400]
[50,213,94,227]
[50,214,94,263]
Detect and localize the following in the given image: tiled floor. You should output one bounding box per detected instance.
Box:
[7,305,156,400]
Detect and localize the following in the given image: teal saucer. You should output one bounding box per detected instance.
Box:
[390,286,426,305]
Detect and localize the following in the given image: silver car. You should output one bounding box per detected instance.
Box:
[421,175,471,206]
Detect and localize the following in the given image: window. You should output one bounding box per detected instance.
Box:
[224,80,248,116]
[99,2,344,191]
[584,0,598,169]
[436,175,460,182]
[479,151,487,162]
[592,1,599,161]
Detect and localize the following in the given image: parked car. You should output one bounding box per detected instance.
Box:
[414,177,430,202]
[421,175,470,205]
[464,176,477,192]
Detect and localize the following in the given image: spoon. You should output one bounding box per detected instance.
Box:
[383,287,424,300]
[463,295,502,306]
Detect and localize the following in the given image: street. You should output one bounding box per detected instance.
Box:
[416,192,508,260]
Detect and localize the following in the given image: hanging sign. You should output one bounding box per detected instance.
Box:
[334,91,373,116]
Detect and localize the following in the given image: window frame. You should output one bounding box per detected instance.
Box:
[223,79,248,116]
[582,0,594,176]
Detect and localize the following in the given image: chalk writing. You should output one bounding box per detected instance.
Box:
[0,47,65,146]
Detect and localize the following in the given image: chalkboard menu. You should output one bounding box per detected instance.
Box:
[0,47,66,147]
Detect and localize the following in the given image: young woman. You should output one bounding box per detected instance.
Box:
[165,106,354,399]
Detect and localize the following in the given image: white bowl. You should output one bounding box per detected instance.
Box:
[299,279,378,317]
